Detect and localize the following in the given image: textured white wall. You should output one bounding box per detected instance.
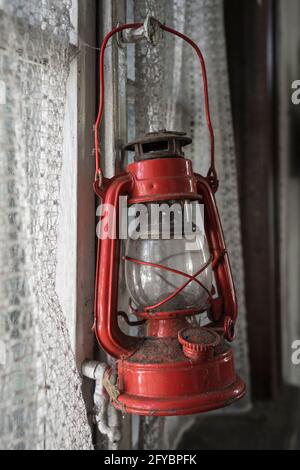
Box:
[56,62,78,349]
[56,2,78,350]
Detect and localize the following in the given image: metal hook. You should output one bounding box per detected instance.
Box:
[117,15,162,48]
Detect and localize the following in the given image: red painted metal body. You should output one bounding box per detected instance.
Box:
[94,157,246,415]
[92,21,246,415]
[127,157,199,203]
[115,343,245,416]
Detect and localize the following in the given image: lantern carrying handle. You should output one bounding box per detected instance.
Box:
[94,20,218,191]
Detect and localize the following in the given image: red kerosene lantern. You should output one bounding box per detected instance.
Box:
[93,21,246,416]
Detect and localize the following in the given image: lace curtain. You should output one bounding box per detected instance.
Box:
[0,1,92,449]
[133,0,251,449]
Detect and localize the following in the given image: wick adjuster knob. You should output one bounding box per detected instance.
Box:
[178,327,220,361]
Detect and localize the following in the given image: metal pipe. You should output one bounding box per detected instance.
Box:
[82,360,121,449]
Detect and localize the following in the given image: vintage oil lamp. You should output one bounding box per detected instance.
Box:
[92,19,246,416]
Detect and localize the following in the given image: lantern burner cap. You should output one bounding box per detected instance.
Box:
[124,130,192,161]
[178,326,220,361]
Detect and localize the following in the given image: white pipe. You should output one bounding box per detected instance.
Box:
[82,360,121,449]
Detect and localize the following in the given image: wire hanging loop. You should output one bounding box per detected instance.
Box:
[94,19,218,191]
[160,24,218,192]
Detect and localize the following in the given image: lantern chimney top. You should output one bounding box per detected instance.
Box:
[124,130,192,161]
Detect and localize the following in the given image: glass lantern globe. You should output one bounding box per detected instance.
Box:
[125,200,212,312]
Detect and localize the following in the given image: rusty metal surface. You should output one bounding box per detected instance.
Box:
[124,130,192,161]
[127,338,185,364]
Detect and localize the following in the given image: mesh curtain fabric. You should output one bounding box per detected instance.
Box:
[0,1,92,450]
